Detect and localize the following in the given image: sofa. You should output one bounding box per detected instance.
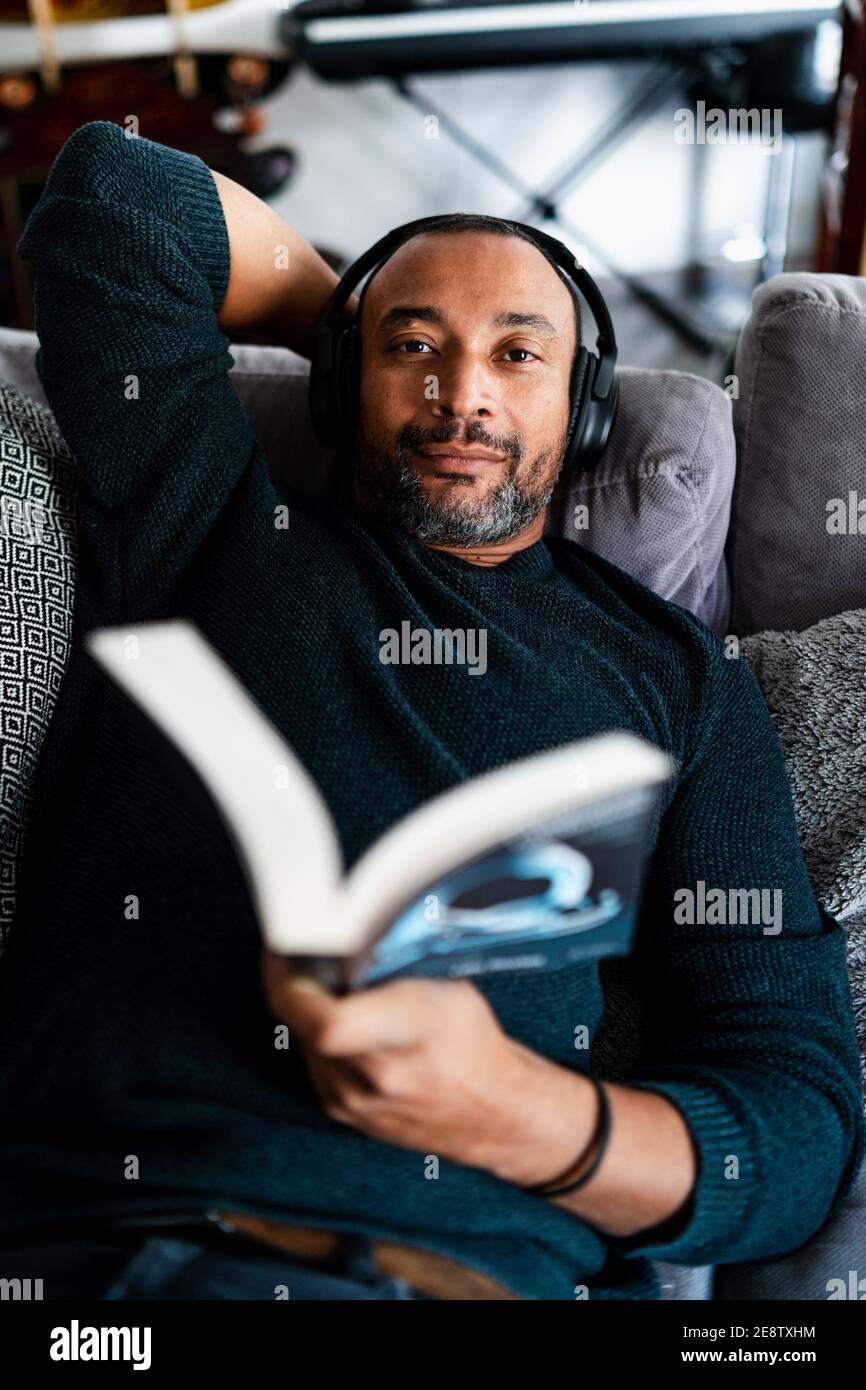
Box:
[1,270,865,1301]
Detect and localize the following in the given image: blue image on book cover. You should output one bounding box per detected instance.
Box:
[357,791,657,984]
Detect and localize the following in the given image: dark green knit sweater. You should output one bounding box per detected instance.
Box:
[2,121,863,1301]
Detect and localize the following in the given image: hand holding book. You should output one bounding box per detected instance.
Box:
[261,945,598,1187]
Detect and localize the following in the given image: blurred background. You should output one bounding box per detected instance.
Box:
[2,0,865,385]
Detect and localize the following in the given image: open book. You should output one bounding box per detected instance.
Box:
[85,620,676,993]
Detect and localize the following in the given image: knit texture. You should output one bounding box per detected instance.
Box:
[1,121,863,1301]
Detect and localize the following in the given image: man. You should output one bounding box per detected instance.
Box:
[0,120,862,1302]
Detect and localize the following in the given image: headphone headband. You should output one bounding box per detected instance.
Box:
[309,215,619,472]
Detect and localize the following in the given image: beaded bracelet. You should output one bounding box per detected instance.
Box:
[521,1076,611,1198]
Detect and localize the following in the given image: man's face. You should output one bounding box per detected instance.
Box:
[353,231,577,547]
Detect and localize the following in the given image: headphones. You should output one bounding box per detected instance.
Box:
[308,215,619,474]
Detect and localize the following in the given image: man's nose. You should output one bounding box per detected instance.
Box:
[429,355,496,422]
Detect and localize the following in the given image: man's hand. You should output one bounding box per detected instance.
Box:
[261,947,591,1183]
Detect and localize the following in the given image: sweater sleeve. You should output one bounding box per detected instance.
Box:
[16,120,259,620]
[603,638,865,1268]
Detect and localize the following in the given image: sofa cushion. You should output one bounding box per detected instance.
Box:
[0,380,77,952]
[729,272,866,637]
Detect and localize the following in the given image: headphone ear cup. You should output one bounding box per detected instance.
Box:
[595,372,619,459]
[580,367,619,467]
[563,347,591,473]
[565,351,620,472]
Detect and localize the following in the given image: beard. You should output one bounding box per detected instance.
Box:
[353,422,566,547]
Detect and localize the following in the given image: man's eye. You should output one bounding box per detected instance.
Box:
[502,347,537,363]
[393,340,433,354]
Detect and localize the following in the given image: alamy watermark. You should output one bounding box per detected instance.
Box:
[1,1275,43,1300]
[827,490,866,534]
[50,1321,151,1369]
[674,880,782,935]
[674,102,783,154]
[379,622,487,676]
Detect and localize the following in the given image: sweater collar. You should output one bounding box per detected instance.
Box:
[493,538,556,579]
[346,506,557,581]
[392,529,555,582]
[412,536,556,583]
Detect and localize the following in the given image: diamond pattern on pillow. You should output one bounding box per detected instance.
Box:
[0,380,77,953]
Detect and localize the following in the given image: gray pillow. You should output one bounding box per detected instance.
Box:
[729,272,866,637]
[545,366,734,635]
[0,380,77,953]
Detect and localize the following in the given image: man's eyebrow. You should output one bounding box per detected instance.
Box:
[375,306,560,339]
[491,310,559,338]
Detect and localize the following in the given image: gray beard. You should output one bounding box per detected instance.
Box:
[355,450,562,547]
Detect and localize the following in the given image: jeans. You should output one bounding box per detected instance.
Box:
[0,1229,435,1300]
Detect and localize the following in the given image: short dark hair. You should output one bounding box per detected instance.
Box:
[355,213,581,351]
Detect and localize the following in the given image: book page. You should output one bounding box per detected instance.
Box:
[85,620,344,953]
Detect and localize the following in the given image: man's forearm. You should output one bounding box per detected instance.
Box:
[211,170,357,359]
[484,1044,698,1239]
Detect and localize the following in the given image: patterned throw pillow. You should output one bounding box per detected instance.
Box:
[0,380,77,953]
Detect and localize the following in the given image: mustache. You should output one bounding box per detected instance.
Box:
[397,423,522,464]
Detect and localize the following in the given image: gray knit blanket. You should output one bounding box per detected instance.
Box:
[741,607,866,1066]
